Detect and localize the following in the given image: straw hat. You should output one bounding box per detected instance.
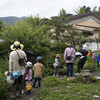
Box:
[10,41,24,50]
[56,54,61,58]
[66,43,72,47]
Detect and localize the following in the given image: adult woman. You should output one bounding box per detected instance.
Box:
[64,43,76,77]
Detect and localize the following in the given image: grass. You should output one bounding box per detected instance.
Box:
[32,76,100,100]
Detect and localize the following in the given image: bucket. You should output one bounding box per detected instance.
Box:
[26,82,31,90]
[12,72,19,79]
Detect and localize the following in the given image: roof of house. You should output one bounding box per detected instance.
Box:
[70,12,100,21]
[42,12,100,24]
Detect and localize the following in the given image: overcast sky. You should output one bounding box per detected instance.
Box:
[0,0,100,18]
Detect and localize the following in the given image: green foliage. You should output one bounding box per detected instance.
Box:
[0,16,54,67]
[32,76,100,100]
[42,76,62,87]
[0,72,11,99]
[43,67,54,76]
[75,5,100,15]
[75,6,91,14]
[0,58,9,73]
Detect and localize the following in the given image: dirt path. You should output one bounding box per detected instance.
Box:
[5,87,40,100]
[5,70,100,100]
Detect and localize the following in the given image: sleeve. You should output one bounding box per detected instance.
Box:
[64,49,67,61]
[72,49,76,59]
[9,53,13,72]
[41,64,44,71]
[55,58,58,64]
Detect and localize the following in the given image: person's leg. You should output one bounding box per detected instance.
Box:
[38,78,41,87]
[70,63,73,77]
[10,83,17,99]
[33,77,37,88]
[66,63,70,77]
[77,59,81,73]
[17,75,23,98]
[54,66,57,76]
[56,66,59,76]
[80,57,87,70]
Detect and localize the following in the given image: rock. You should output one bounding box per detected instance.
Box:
[80,70,91,77]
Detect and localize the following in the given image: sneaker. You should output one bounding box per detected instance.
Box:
[21,89,24,94]
[75,73,80,76]
[64,76,66,77]
[53,74,55,76]
[56,75,59,77]
[10,95,16,99]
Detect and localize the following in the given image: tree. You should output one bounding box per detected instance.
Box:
[0,16,54,66]
[92,6,100,15]
[75,6,91,14]
[51,8,69,41]
[75,6,100,15]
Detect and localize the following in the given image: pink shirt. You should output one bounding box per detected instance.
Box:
[25,69,32,81]
[64,47,76,63]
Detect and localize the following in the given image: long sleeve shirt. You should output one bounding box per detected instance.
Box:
[9,49,27,75]
[64,47,76,63]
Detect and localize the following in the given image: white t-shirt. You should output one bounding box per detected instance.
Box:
[83,44,88,51]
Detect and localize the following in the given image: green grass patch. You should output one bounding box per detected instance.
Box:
[32,76,100,100]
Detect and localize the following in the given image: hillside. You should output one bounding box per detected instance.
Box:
[0,16,27,25]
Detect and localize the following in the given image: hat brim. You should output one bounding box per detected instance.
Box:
[10,44,24,50]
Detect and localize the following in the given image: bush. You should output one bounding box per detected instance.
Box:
[42,76,61,87]
[0,58,9,73]
[0,72,11,99]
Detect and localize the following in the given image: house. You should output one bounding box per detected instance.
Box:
[66,12,100,50]
[43,12,100,38]
[66,12,100,39]
[42,12,100,50]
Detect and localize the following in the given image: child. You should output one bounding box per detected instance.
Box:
[92,50,96,69]
[33,56,44,88]
[25,61,33,95]
[53,54,61,76]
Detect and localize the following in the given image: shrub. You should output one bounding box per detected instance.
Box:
[0,72,11,99]
[42,76,61,87]
[0,58,9,73]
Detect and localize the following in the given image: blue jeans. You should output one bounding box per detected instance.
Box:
[33,78,41,87]
[66,63,73,77]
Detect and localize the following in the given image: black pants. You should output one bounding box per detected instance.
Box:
[77,56,87,73]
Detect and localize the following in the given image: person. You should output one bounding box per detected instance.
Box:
[25,61,33,95]
[33,56,44,88]
[96,49,100,68]
[53,54,61,76]
[92,50,96,69]
[9,41,27,99]
[64,43,76,77]
[25,50,36,65]
[75,42,88,75]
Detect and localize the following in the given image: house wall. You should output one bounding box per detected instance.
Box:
[74,20,100,32]
[87,42,100,51]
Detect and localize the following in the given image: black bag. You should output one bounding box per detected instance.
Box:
[16,51,27,66]
[18,58,27,66]
[66,56,71,60]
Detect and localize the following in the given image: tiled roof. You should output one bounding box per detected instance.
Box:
[70,12,100,21]
[42,12,100,24]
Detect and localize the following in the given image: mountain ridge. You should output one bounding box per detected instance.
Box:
[0,16,27,25]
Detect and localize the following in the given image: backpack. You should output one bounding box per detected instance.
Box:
[16,51,27,66]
